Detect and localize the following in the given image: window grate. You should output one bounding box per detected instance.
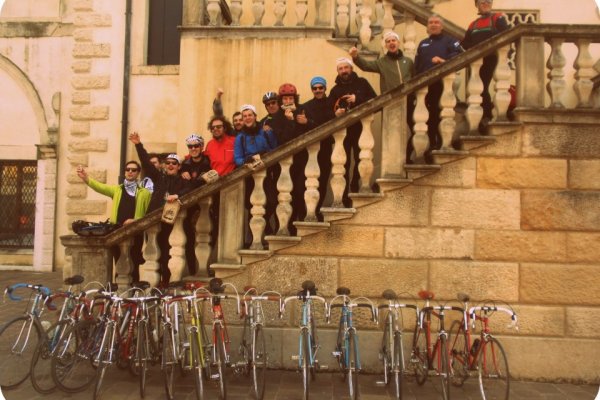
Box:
[0,161,37,249]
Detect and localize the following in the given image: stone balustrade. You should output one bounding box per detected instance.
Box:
[60,24,600,286]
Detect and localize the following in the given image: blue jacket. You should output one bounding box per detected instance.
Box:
[415,33,463,74]
[234,124,278,166]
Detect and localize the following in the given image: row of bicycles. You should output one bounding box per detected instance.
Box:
[0,275,518,400]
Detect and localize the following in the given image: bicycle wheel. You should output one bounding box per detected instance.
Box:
[380,317,392,387]
[336,322,347,381]
[239,317,252,377]
[51,319,98,393]
[449,320,468,387]
[438,335,450,400]
[309,316,317,380]
[392,331,403,400]
[94,325,116,400]
[214,324,227,400]
[252,325,267,400]
[136,320,148,398]
[477,337,509,400]
[162,325,177,400]
[31,319,71,394]
[190,328,205,400]
[347,330,359,400]
[0,316,41,390]
[411,326,428,386]
[301,328,311,400]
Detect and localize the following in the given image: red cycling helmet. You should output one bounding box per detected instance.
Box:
[278,83,297,96]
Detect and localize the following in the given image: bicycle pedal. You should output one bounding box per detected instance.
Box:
[375,381,387,386]
[331,351,341,357]
[210,373,220,380]
[317,364,328,370]
[291,355,299,361]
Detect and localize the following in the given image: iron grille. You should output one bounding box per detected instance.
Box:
[0,160,37,248]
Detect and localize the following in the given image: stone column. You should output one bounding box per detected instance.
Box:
[330,129,347,207]
[358,114,375,192]
[183,0,203,25]
[380,99,406,177]
[168,209,188,282]
[276,157,293,235]
[573,39,595,108]
[115,237,133,288]
[194,197,213,277]
[439,73,456,150]
[217,181,244,263]
[411,87,429,163]
[546,38,566,108]
[336,0,350,37]
[304,143,321,221]
[141,224,161,286]
[516,36,545,108]
[60,235,113,284]
[466,59,484,134]
[493,46,511,121]
[249,169,267,249]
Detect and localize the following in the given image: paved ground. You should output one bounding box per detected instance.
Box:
[1,269,599,400]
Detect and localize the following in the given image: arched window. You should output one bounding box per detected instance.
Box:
[147,0,183,65]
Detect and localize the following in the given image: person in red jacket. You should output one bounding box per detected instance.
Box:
[204,115,236,177]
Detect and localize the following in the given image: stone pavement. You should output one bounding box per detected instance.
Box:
[1,269,599,400]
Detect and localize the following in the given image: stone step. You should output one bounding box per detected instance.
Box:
[431,149,470,165]
[264,235,302,251]
[404,164,441,180]
[348,192,385,208]
[459,135,496,150]
[293,221,330,237]
[209,263,246,278]
[320,207,356,222]
[375,177,413,193]
[488,121,522,136]
[238,249,272,264]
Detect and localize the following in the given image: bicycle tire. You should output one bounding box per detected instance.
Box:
[252,325,267,400]
[214,323,227,400]
[381,316,392,386]
[301,328,311,400]
[393,331,403,400]
[94,324,116,400]
[191,328,205,400]
[137,320,148,398]
[239,316,252,377]
[412,326,428,386]
[200,318,212,380]
[31,319,71,394]
[439,335,450,400]
[50,319,98,393]
[162,325,177,400]
[309,315,317,381]
[477,336,509,400]
[0,315,41,390]
[449,320,468,387]
[336,319,347,381]
[347,330,359,400]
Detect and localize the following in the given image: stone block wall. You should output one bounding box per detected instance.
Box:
[238,112,600,382]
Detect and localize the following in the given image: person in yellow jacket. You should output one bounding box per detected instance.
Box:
[76,161,151,282]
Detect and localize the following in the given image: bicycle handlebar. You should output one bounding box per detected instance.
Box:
[469,305,519,331]
[326,295,378,323]
[280,294,328,318]
[5,283,51,302]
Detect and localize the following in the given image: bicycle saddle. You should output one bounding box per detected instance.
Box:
[336,287,351,296]
[382,289,398,300]
[300,280,316,296]
[64,275,84,286]
[418,290,435,300]
[209,278,225,293]
[457,292,470,303]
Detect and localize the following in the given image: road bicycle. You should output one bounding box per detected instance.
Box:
[0,281,53,390]
[449,293,518,400]
[29,274,87,394]
[410,290,465,400]
[327,286,377,400]
[376,289,419,400]
[237,286,282,399]
[281,280,328,400]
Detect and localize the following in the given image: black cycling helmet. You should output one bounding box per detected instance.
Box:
[262,91,278,104]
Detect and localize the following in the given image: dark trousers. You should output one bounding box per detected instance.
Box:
[342,122,363,207]
[424,80,444,152]
[316,137,333,220]
[183,204,200,276]
[157,222,174,284]
[290,149,308,231]
[480,54,498,120]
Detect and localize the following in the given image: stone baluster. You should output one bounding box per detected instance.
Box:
[411,87,429,163]
[276,157,293,236]
[230,0,243,26]
[114,237,133,288]
[304,143,321,221]
[252,0,266,26]
[381,99,407,177]
[493,46,511,121]
[403,12,416,60]
[381,0,394,36]
[546,38,566,108]
[373,0,384,33]
[336,0,350,37]
[439,73,457,150]
[140,224,161,286]
[358,0,372,47]
[168,208,187,282]
[330,129,347,207]
[273,0,287,26]
[355,0,363,34]
[206,0,222,26]
[315,0,331,26]
[358,114,374,192]
[296,0,308,26]
[466,58,484,134]
[573,39,594,108]
[194,197,213,277]
[249,169,267,249]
